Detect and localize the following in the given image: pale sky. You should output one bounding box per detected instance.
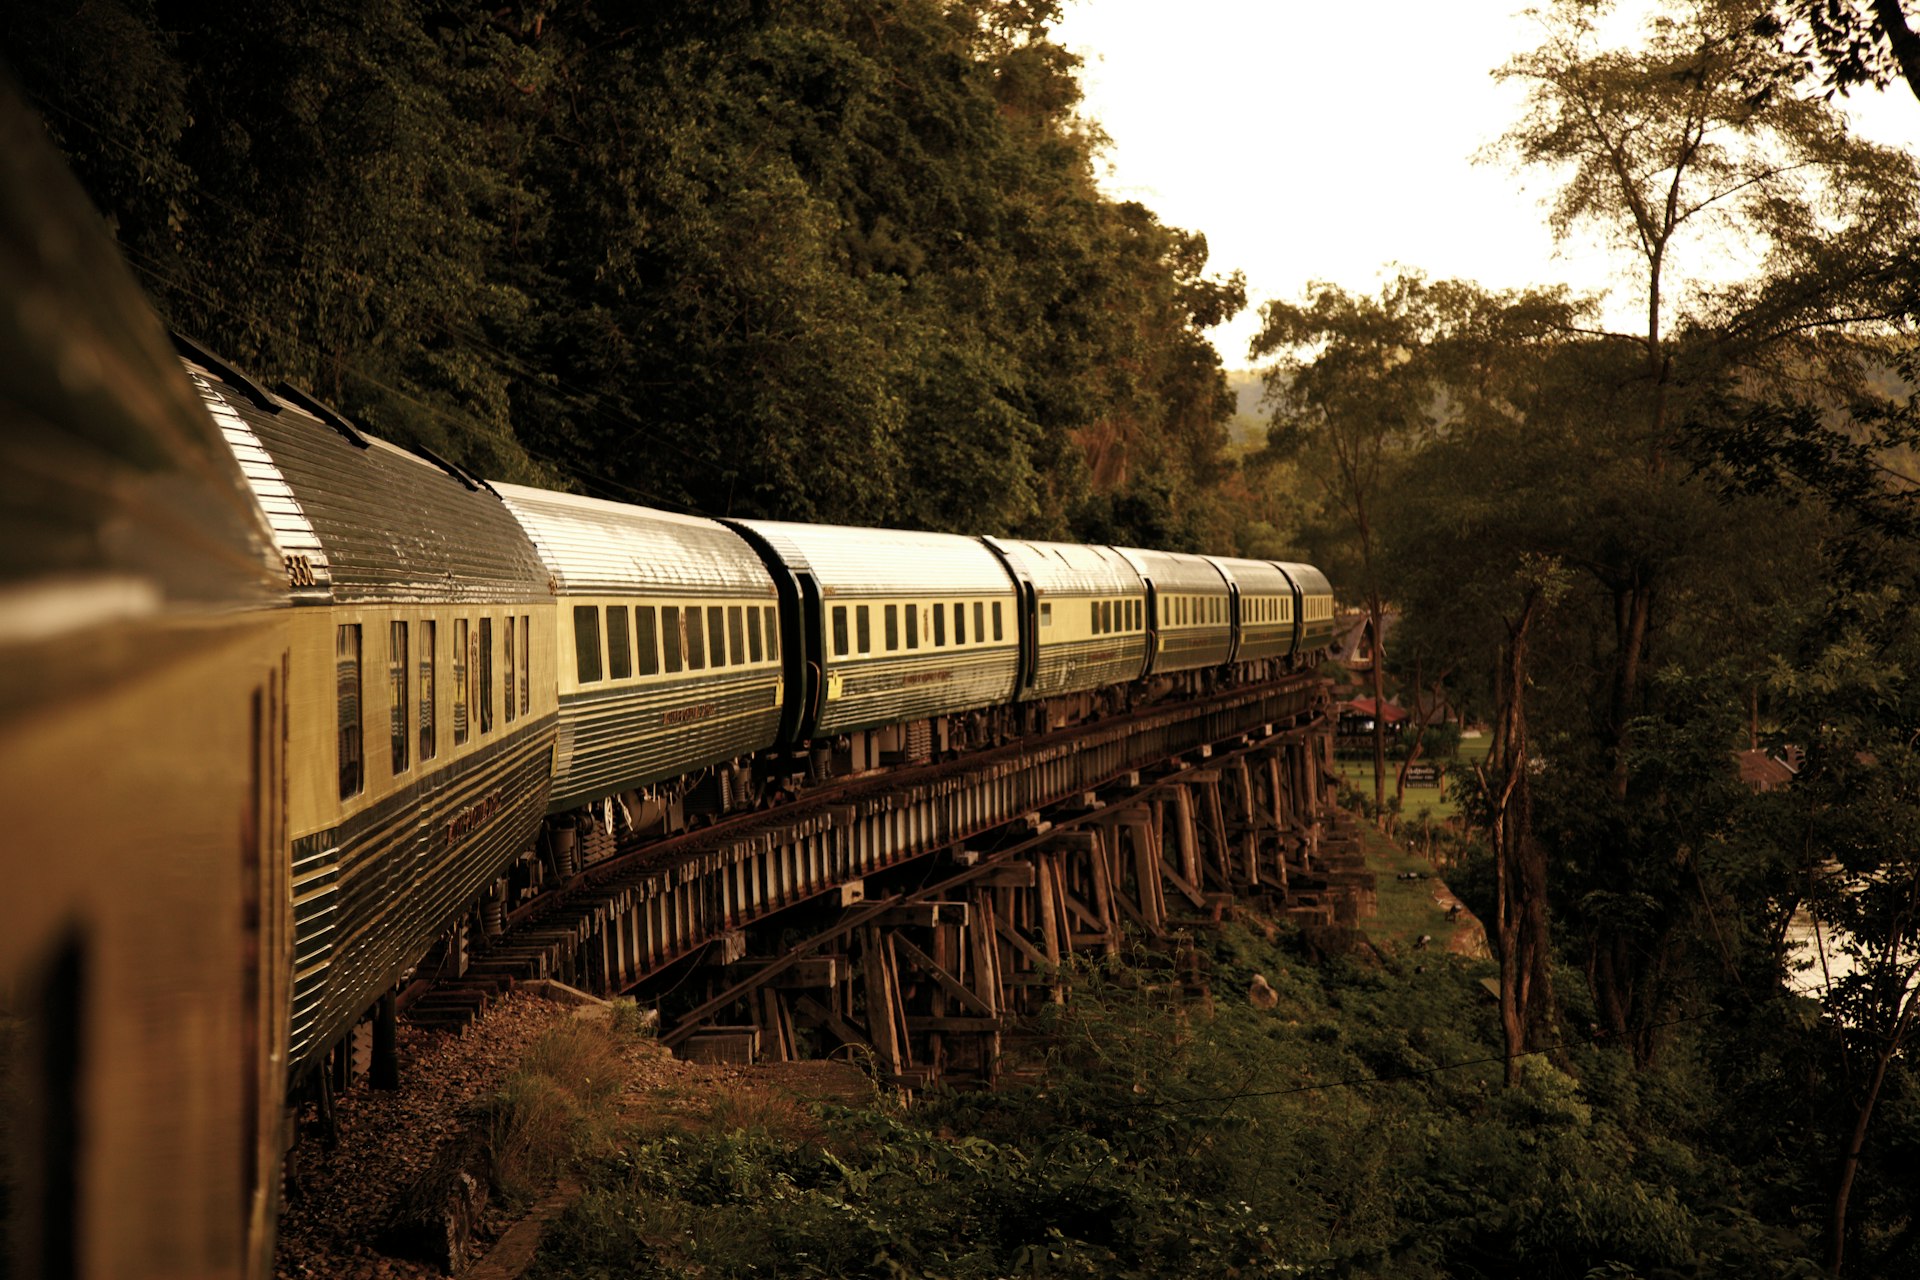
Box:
[1054,0,1920,370]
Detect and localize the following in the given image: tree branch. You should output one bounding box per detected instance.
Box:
[1872,0,1920,104]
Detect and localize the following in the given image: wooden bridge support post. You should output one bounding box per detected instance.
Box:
[1264,752,1291,894]
[1224,759,1261,890]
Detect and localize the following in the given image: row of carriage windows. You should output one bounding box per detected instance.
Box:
[831,600,1005,658]
[1089,598,1141,635]
[1247,595,1289,624]
[574,603,779,685]
[337,615,530,800]
[1167,595,1225,627]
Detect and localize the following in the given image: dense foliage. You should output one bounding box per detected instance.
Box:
[3,0,1261,545]
[533,922,1834,1279]
[1246,2,1920,1273]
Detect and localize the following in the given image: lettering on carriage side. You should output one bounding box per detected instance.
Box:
[844,669,956,696]
[663,702,719,727]
[447,787,507,845]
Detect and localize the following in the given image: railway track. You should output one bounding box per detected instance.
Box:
[403,673,1334,1065]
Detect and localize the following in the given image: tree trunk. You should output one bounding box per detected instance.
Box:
[1369,592,1388,818]
[1608,580,1651,803]
[1484,591,1553,1085]
[1829,972,1920,1276]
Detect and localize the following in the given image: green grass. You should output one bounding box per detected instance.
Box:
[1336,731,1489,824]
[1347,821,1466,946]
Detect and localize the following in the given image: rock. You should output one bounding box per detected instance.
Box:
[380,1126,493,1275]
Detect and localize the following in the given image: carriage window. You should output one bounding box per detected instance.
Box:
[453,619,469,745]
[954,601,966,645]
[856,605,871,654]
[932,602,946,647]
[573,606,602,684]
[763,606,780,660]
[635,607,660,675]
[1103,600,1114,633]
[662,606,683,673]
[478,618,494,732]
[607,606,633,680]
[504,615,517,722]
[686,606,707,669]
[389,621,409,773]
[974,601,985,642]
[885,604,899,651]
[906,603,919,649]
[520,614,531,715]
[993,600,1003,640]
[746,606,763,663]
[708,607,727,668]
[728,606,746,665]
[337,624,363,798]
[1091,600,1102,634]
[1039,601,1051,627]
[419,621,436,761]
[832,605,849,657]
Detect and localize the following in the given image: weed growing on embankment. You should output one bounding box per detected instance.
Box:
[524,909,1821,1278]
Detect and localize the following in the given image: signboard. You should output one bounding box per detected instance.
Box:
[1403,762,1442,788]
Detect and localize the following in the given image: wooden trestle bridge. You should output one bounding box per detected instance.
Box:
[391,673,1372,1088]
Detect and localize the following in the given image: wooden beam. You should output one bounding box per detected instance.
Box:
[1161,859,1208,909]
[995,918,1052,971]
[905,1016,1003,1033]
[793,993,870,1053]
[869,902,969,928]
[893,935,995,1017]
[861,927,906,1076]
[1058,888,1106,934]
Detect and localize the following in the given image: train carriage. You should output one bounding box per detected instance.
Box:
[1204,555,1300,668]
[0,86,290,1280]
[1114,547,1235,677]
[185,358,557,1076]
[982,538,1150,703]
[492,485,786,812]
[1275,561,1337,661]
[729,520,1020,742]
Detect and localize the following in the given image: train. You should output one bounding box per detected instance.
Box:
[0,86,1333,1280]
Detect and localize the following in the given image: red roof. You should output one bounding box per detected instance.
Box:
[1339,697,1408,723]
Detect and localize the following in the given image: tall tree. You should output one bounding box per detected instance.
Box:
[1494,0,1914,801]
[1250,273,1439,813]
